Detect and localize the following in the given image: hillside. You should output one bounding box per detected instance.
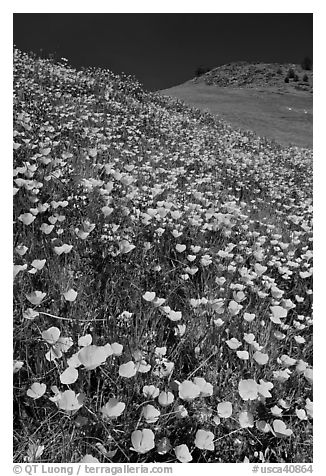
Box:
[192,62,313,92]
[13,49,312,464]
[161,62,313,149]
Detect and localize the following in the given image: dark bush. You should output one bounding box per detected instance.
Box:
[301,56,313,71]
[288,68,295,79]
[195,66,211,77]
[303,73,309,83]
[284,76,289,83]
[293,74,299,82]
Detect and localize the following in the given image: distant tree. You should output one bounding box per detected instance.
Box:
[303,73,309,82]
[195,66,211,77]
[301,56,313,71]
[288,68,295,79]
[276,67,283,75]
[284,76,289,83]
[293,74,299,82]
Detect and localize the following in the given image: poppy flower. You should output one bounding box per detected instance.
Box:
[194,429,214,451]
[174,444,192,463]
[131,429,155,454]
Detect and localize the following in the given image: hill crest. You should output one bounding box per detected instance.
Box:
[192,61,313,92]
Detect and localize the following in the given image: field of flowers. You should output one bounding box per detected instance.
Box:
[13,48,313,464]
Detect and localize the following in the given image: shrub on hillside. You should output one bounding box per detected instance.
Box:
[288,68,295,79]
[301,56,313,71]
[303,73,309,83]
[195,66,211,77]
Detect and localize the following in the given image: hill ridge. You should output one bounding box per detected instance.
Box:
[192,61,313,92]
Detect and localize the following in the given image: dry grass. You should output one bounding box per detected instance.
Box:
[160,83,312,148]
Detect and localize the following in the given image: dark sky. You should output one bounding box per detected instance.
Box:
[13,13,313,91]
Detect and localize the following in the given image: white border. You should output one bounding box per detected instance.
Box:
[3,3,323,475]
[8,1,320,14]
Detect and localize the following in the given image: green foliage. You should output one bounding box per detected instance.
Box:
[195,66,211,77]
[301,56,312,71]
[288,68,295,79]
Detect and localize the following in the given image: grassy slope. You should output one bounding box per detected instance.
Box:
[13,50,313,464]
[160,83,312,149]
